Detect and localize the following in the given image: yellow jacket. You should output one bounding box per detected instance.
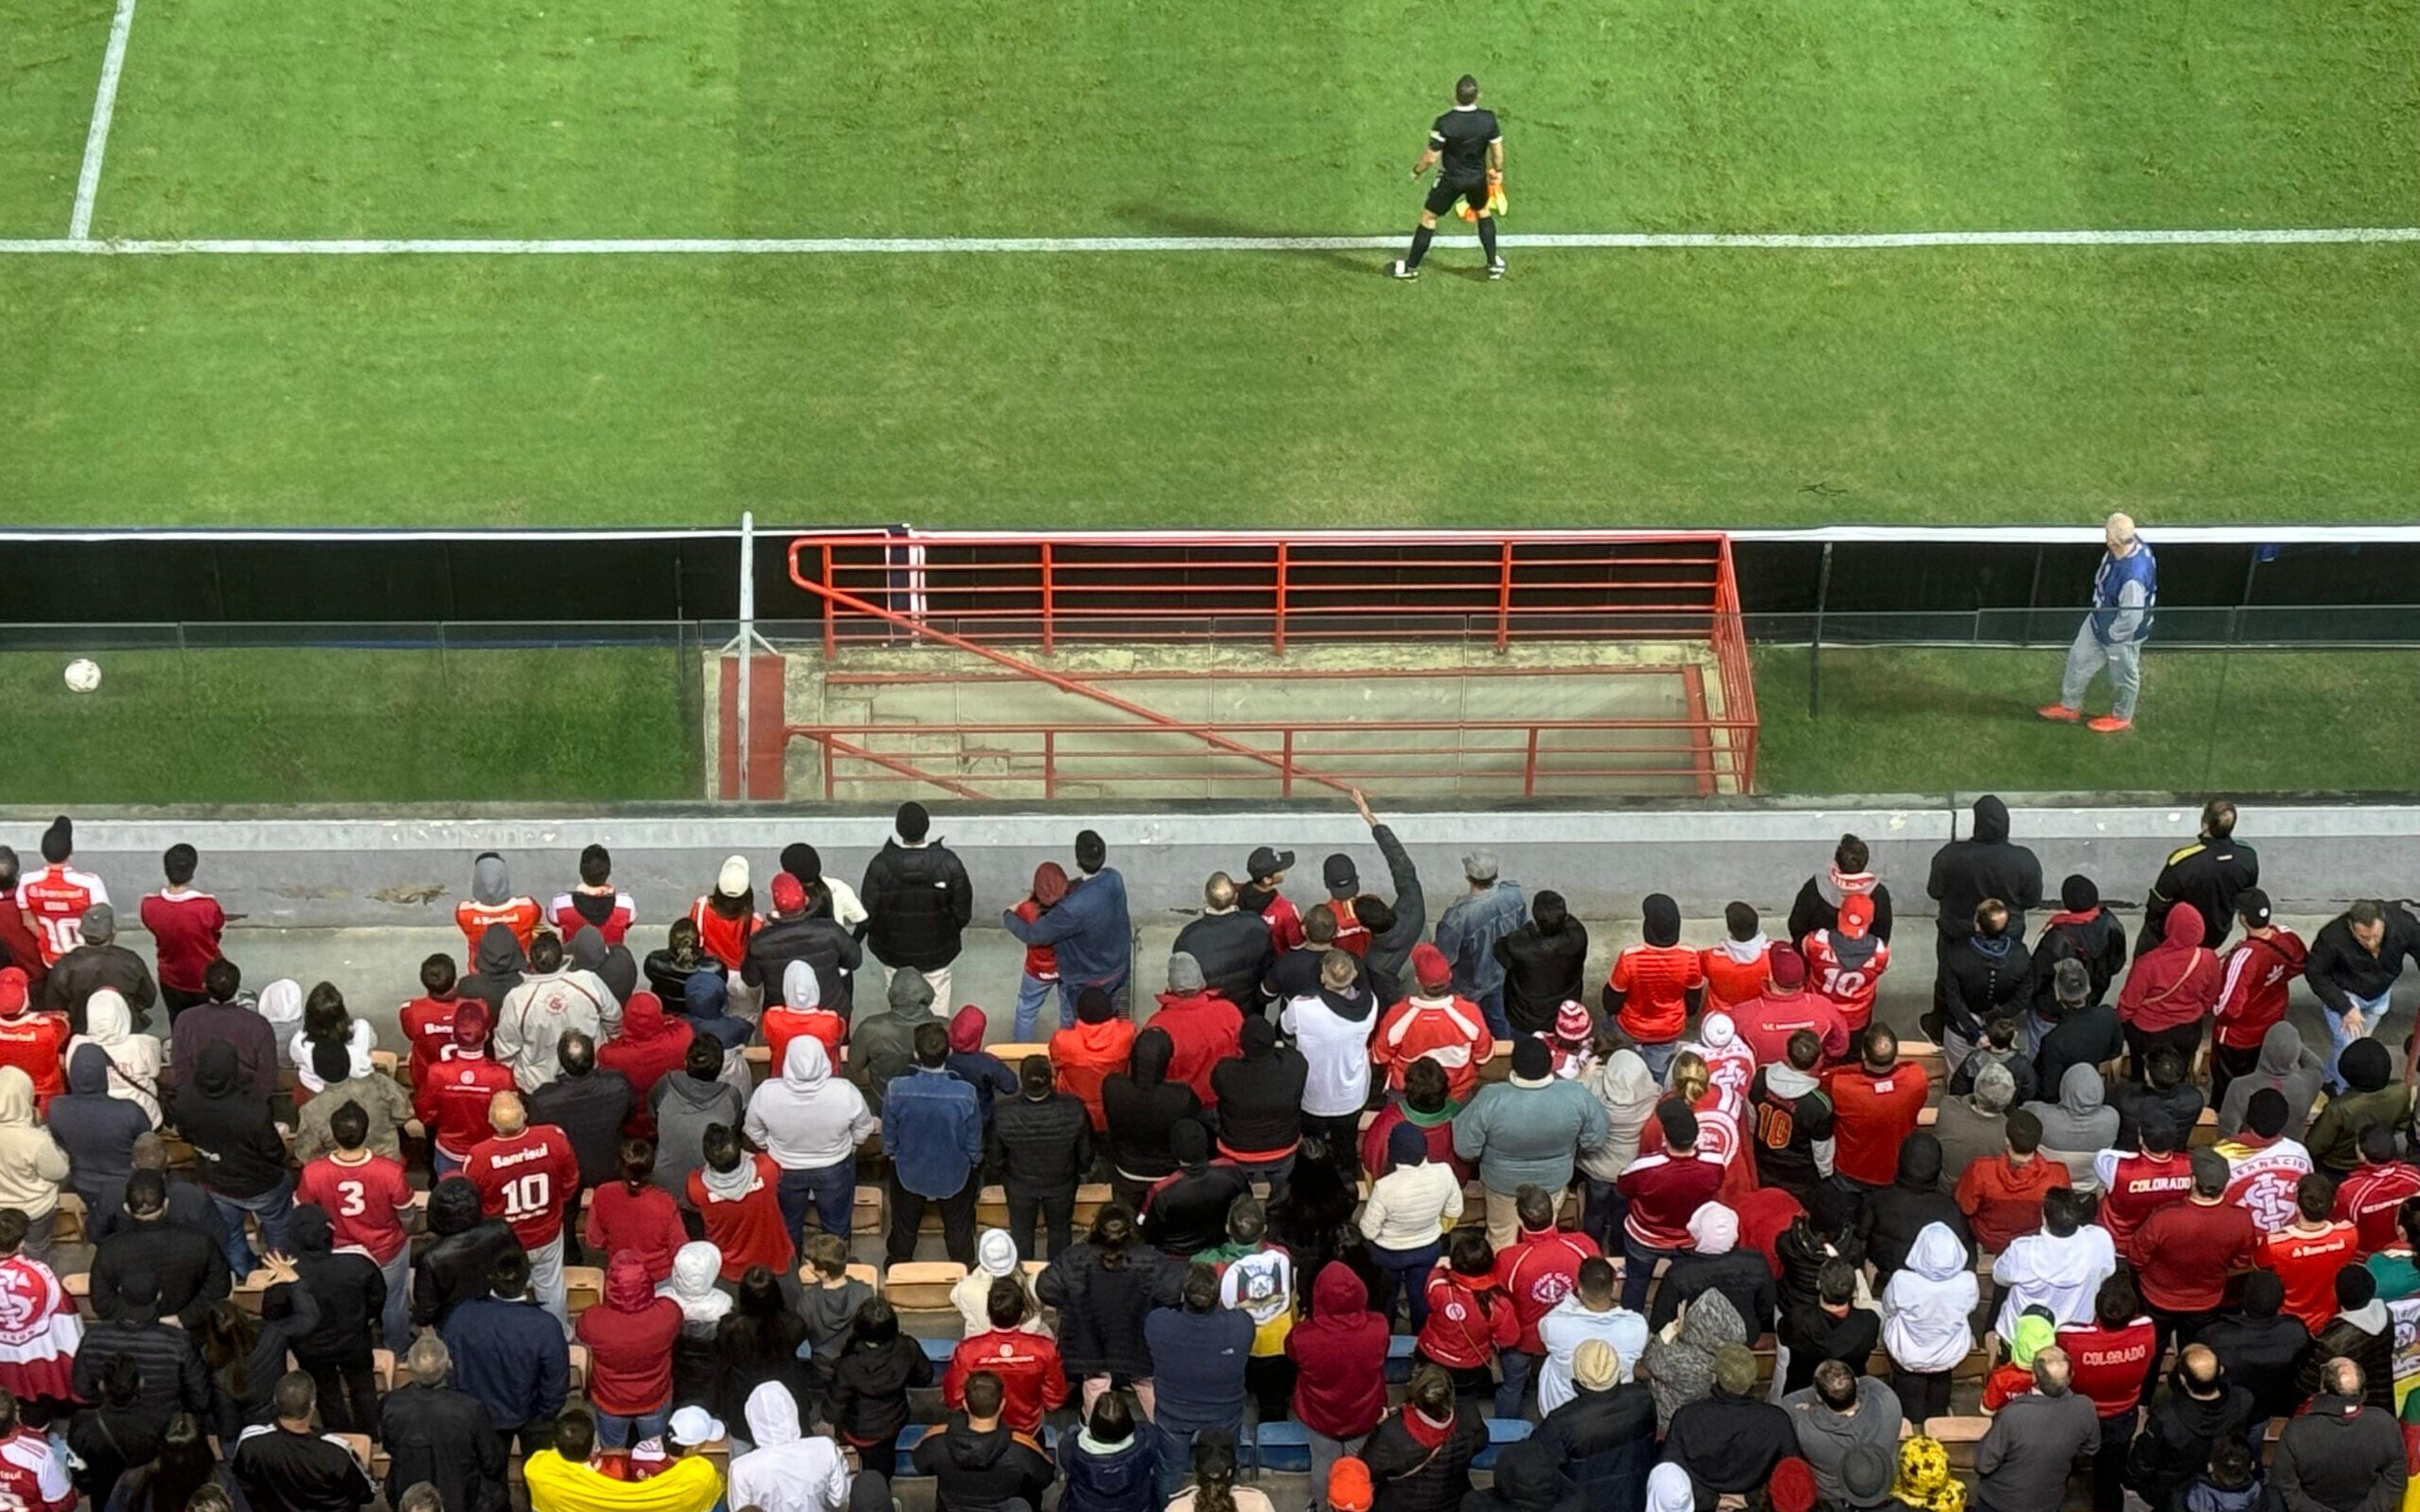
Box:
[522,1451,722,1512]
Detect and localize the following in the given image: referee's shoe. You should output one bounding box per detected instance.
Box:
[1391,74,1506,281]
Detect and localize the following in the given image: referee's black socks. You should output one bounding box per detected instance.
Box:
[1406,224,1435,270]
[1477,215,1499,263]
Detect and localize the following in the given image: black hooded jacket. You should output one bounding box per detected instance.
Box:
[1138,1125,1250,1257]
[458,924,527,1014]
[1208,1019,1308,1157]
[1859,1135,1974,1282]
[1493,909,1591,1037]
[287,1206,383,1370]
[172,1042,288,1197]
[829,1330,935,1447]
[911,1414,1055,1512]
[742,912,865,1016]
[1935,929,2036,1043]
[2196,1308,2312,1424]
[988,1087,1094,1194]
[410,1179,522,1330]
[1364,1405,1489,1512]
[1099,1029,1200,1181]
[1456,1440,1583,1512]
[91,1204,230,1326]
[2029,898,2129,1012]
[860,839,975,971]
[2124,1371,2253,1512]
[50,1044,154,1213]
[1172,909,1276,1018]
[1926,796,2045,940]
[1533,1382,1657,1512]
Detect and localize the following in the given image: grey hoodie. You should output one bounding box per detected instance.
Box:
[1782,1376,1903,1507]
[850,970,942,1115]
[746,1040,878,1170]
[470,854,512,908]
[2022,1063,2121,1190]
[652,1067,746,1206]
[1640,1285,1744,1433]
[1576,1050,1661,1184]
[2216,1021,2327,1138]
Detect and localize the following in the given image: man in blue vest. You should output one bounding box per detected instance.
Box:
[2040,512,2157,733]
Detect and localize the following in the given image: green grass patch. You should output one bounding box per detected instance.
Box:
[0,0,112,234]
[0,644,702,803]
[1753,644,2420,794]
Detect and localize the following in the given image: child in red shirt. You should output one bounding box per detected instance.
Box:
[1980,1312,2056,1412]
[688,1126,795,1282]
[1605,894,1703,1074]
[1415,1231,1519,1402]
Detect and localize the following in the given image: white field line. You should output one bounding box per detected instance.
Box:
[0,226,2417,256]
[67,0,141,240]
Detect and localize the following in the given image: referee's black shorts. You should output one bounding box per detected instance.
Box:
[1425,176,1490,218]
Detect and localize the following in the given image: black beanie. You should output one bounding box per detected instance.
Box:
[896,802,930,842]
[1642,893,1681,948]
[1511,1036,1553,1082]
[2061,874,2099,912]
[1658,1101,1700,1148]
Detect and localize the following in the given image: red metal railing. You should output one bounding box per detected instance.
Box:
[788,714,1756,801]
[781,529,1758,798]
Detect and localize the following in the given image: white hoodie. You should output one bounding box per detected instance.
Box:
[729,1382,851,1512]
[744,1040,877,1171]
[1882,1222,1978,1373]
[1991,1223,2118,1337]
[67,989,162,1126]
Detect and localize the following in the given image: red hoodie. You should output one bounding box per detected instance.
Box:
[2214,928,2310,1051]
[1416,1266,1519,1370]
[764,1002,846,1075]
[584,1181,689,1285]
[1051,1017,1136,1131]
[596,992,690,1138]
[411,1002,516,1161]
[0,973,68,1109]
[944,1327,1068,1434]
[1151,990,1243,1108]
[2119,903,2222,1034]
[1286,1262,1391,1439]
[574,1252,684,1415]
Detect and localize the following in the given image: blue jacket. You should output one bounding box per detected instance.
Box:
[441,1295,568,1431]
[1434,881,1528,998]
[2090,546,2157,644]
[1056,1429,1160,1512]
[881,1067,984,1198]
[1142,1305,1255,1432]
[1003,868,1131,989]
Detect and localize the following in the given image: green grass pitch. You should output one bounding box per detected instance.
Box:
[1,0,2414,528]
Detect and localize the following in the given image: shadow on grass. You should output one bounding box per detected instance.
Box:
[1110,205,1382,275]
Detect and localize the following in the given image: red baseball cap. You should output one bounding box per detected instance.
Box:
[1411,942,1452,992]
[1838,893,1875,938]
[1768,945,1807,988]
[769,873,807,914]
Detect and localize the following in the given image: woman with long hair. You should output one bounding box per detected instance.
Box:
[714,1264,813,1435]
[1039,1203,1180,1419]
[1361,1367,1486,1512]
[197,1258,319,1440]
[118,1414,223,1512]
[1056,1390,1159,1512]
[827,1297,931,1481]
[1165,1431,1272,1512]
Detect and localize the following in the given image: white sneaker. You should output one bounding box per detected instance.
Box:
[1386,260,1419,280]
[1488,258,1507,280]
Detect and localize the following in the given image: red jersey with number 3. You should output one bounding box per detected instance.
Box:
[1801,931,1890,1033]
[296,1154,415,1263]
[19,866,107,968]
[464,1123,581,1248]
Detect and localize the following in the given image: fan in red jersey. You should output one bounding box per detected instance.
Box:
[2332,1123,2420,1256]
[412,1000,517,1179]
[550,844,638,948]
[454,852,543,958]
[0,1208,79,1419]
[18,818,105,970]
[463,1091,580,1331]
[1801,893,1891,1035]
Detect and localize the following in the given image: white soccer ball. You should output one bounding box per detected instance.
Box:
[62,658,101,694]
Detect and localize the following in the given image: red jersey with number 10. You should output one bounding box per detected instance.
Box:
[1801,932,1891,1032]
[19,866,106,967]
[464,1123,581,1248]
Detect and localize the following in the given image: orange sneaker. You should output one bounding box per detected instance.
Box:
[2087,715,2133,733]
[2036,704,2082,723]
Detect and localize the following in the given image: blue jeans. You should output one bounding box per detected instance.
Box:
[2323,989,2394,1091]
[432,1148,465,1180]
[1621,1234,1683,1314]
[1369,1239,1442,1331]
[595,1407,667,1450]
[1228,1151,1296,1202]
[1494,1349,1538,1418]
[1012,975,1071,1038]
[1581,1178,1627,1256]
[778,1161,856,1249]
[1475,985,1511,1041]
[1153,1419,1235,1504]
[1637,1040,1679,1084]
[208,1176,294,1276]
[377,1244,410,1351]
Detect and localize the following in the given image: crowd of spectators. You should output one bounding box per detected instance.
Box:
[0,796,2410,1512]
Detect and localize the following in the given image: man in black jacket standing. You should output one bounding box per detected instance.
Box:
[1209,1017,1308,1198]
[2141,800,2258,958]
[1926,796,2044,949]
[1493,891,1589,1037]
[987,1057,1092,1261]
[861,802,975,1007]
[233,1373,376,1512]
[2305,900,2420,1094]
[71,1269,212,1418]
[527,1032,630,1264]
[913,1371,1055,1512]
[1172,874,1274,1017]
[2124,1344,2250,1512]
[1931,900,2034,1070]
[173,1040,294,1274]
[40,903,158,1032]
[744,871,865,1019]
[379,1335,509,1512]
[89,1169,230,1324]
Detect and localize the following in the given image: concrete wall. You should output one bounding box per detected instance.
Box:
[15,798,2420,931]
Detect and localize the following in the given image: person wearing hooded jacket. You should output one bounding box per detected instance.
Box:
[575,1251,684,1448]
[412,1176,521,1331]
[658,1239,734,1414]
[49,1041,147,1217]
[1991,1186,2117,1335]
[2295,1265,2397,1412]
[914,1369,1057,1512]
[1926,795,2044,947]
[495,932,615,1094]
[1602,895,1703,1081]
[2125,1345,2252,1512]
[2305,1038,2412,1179]
[1879,1222,1978,1427]
[1457,1438,1581,1512]
[729,1382,851,1512]
[1149,954,1242,1109]
[1789,833,1896,948]
[1003,829,1132,1007]
[595,990,688,1141]
[1859,1133,1974,1285]
[1640,1285,1745,1435]
[1927,900,2032,1075]
[650,1036,747,1215]
[747,1036,877,1249]
[1100,1028,1201,1211]
[851,968,943,1117]
[66,987,160,1126]
[1492,891,1589,1038]
[1374,945,1493,1105]
[458,922,529,1016]
[1052,987,1136,1134]
[1284,950,1381,1175]
[743,873,863,1020]
[763,961,847,1078]
[2022,1062,2122,1193]
[1210,1017,1306,1196]
[1055,1392,1158,1512]
[2029,874,2129,1017]
[171,1041,288,1274]
[2119,900,2221,1081]
[1664,1342,1798,1510]
[2213,1020,2326,1140]
[1139,1122,1248,1257]
[1455,1036,1608,1251]
[284,1202,383,1433]
[1287,1262,1390,1501]
[1364,1366,1489,1512]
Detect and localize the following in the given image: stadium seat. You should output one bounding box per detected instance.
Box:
[1928,1417,1990,1472]
[564,1266,605,1315]
[335,1433,374,1470]
[371,1049,401,1081]
[919,1336,955,1365]
[62,1273,88,1301]
[52,1193,83,1244]
[854,1186,884,1236]
[1249,1421,1310,1476]
[1071,1183,1112,1228]
[1472,1419,1531,1470]
[977,1186,1010,1228]
[991,1043,1049,1067]
[885,1262,965,1311]
[1385,1334,1417,1382]
[373,1349,395,1391]
[568,1343,589,1393]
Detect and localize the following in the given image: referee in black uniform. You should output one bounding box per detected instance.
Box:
[1389,74,1504,281]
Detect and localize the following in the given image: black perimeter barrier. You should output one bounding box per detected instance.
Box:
[8,530,2420,629]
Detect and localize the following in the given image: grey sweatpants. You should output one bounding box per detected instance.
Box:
[2058,620,2142,720]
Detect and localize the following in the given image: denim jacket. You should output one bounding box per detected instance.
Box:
[1434,881,1528,997]
[881,1067,983,1198]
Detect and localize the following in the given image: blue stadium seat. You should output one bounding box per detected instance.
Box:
[920,1336,955,1363]
[1471,1418,1532,1470]
[1385,1336,1417,1383]
[1250,1421,1311,1477]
